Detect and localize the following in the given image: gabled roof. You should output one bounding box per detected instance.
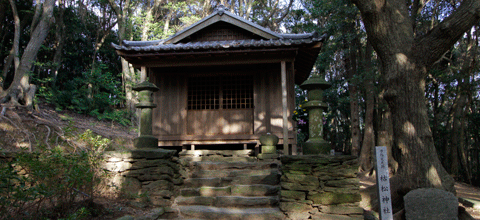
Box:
[112,5,326,84]
[164,5,282,44]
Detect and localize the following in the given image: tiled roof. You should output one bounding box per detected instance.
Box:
[112,35,324,52]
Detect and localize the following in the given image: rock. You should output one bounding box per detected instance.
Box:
[325,178,360,187]
[279,202,314,213]
[404,188,458,220]
[149,196,172,206]
[288,211,311,220]
[231,184,280,196]
[281,181,319,191]
[142,180,173,191]
[319,204,364,215]
[104,149,176,160]
[103,161,133,172]
[199,186,231,196]
[136,208,165,220]
[311,213,358,220]
[280,190,306,200]
[120,177,142,195]
[149,190,173,198]
[115,215,134,220]
[281,173,320,186]
[307,192,361,205]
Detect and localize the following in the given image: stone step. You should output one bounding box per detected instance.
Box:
[181,156,257,163]
[231,184,281,196]
[175,196,279,207]
[183,173,280,188]
[178,205,285,220]
[179,150,253,157]
[190,168,279,178]
[189,161,280,171]
[181,184,280,197]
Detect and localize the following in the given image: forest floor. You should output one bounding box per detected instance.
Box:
[1,102,480,219]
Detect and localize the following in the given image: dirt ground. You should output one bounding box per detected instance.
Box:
[2,102,480,219]
[359,174,480,219]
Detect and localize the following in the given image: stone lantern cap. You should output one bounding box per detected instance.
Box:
[302,100,328,109]
[300,74,331,90]
[133,81,159,92]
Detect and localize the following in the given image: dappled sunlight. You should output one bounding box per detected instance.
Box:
[427,165,443,188]
[403,121,416,136]
[187,109,253,135]
[0,122,15,131]
[258,112,265,120]
[395,53,409,65]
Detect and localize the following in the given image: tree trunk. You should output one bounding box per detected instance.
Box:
[108,0,136,114]
[53,0,65,82]
[344,34,361,156]
[0,0,55,108]
[352,1,480,206]
[451,30,476,182]
[376,88,398,174]
[2,0,21,90]
[359,43,375,171]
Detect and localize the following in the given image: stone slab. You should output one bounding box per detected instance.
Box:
[178,205,285,220]
[280,190,306,200]
[231,184,280,196]
[215,196,278,207]
[307,192,361,205]
[404,188,458,220]
[199,186,231,196]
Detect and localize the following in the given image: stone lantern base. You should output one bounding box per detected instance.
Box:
[303,138,330,155]
[258,133,279,159]
[134,135,158,148]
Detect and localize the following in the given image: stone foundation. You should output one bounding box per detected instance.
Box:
[101,149,182,207]
[279,155,362,220]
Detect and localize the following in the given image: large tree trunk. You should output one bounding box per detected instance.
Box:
[359,43,375,171]
[0,0,55,108]
[352,0,480,212]
[450,30,476,182]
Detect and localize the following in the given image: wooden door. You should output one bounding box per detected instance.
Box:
[186,74,254,135]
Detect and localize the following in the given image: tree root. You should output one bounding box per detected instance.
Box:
[0,114,33,152]
[36,124,51,149]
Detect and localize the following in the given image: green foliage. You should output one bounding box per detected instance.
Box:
[0,130,110,219]
[36,63,131,125]
[293,86,309,146]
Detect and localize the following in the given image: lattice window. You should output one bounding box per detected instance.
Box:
[187,75,253,110]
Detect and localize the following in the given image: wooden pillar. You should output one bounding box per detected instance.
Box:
[141,66,147,82]
[281,61,289,155]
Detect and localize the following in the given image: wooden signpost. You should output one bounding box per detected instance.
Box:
[375,146,393,220]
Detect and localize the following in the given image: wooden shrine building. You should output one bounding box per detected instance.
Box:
[113,5,325,152]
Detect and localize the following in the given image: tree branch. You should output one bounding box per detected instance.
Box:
[415,0,480,66]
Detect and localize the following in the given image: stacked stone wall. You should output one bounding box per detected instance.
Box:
[102,149,182,207]
[279,155,363,220]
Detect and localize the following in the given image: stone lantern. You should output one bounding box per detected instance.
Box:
[300,74,331,154]
[133,81,159,148]
[257,133,279,159]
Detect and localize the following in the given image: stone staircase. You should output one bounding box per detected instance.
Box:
[173,150,285,220]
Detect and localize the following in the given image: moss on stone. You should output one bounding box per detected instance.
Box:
[307,192,361,205]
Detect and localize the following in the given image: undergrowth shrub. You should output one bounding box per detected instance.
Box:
[35,63,132,126]
[0,129,111,219]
